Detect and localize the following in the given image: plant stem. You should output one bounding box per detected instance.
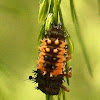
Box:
[63,90,66,100]
[46,95,50,100]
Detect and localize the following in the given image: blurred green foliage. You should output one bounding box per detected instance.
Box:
[0,0,100,100]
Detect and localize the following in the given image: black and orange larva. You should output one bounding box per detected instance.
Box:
[29,24,72,95]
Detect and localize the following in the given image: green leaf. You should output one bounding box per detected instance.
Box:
[38,0,49,23]
[70,0,93,77]
[45,13,53,30]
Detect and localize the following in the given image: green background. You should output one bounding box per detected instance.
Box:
[0,0,100,100]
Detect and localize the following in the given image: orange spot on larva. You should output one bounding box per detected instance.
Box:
[50,74,53,77]
[53,49,58,53]
[47,39,51,44]
[55,39,59,45]
[46,48,50,52]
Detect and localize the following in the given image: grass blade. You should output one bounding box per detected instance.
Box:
[70,0,93,77]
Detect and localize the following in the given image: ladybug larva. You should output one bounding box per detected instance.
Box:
[29,24,72,95]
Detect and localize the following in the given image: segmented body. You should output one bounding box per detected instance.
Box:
[29,25,71,95]
[38,26,67,76]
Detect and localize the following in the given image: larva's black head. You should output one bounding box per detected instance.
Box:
[35,69,63,95]
[45,24,65,40]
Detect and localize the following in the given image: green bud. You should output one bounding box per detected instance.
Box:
[45,13,53,30]
[38,0,49,23]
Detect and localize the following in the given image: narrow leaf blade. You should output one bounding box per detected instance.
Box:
[70,0,93,77]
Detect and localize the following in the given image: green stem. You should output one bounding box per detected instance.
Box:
[70,0,93,77]
[46,95,50,100]
[63,90,66,100]
[53,0,59,25]
[46,95,54,100]
[58,89,63,100]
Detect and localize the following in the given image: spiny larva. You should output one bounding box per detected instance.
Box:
[29,24,72,95]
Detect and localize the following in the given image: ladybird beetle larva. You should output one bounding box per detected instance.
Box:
[29,24,72,95]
